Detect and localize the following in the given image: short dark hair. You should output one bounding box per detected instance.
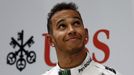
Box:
[47,2,82,34]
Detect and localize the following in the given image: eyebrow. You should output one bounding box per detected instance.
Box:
[73,16,81,21]
[56,16,82,26]
[56,19,65,26]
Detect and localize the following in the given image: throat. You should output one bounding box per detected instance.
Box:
[58,49,87,69]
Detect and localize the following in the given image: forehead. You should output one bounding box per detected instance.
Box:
[51,10,81,23]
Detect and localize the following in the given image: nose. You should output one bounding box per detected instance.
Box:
[67,25,76,36]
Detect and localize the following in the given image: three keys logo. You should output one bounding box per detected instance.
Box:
[7,30,36,71]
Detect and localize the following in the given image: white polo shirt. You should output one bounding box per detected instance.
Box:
[42,53,121,75]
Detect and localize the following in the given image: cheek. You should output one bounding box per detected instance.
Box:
[77,29,85,36]
[78,29,87,42]
[53,31,65,42]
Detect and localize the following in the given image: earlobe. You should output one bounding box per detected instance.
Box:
[46,33,55,47]
[84,28,89,44]
[51,43,55,47]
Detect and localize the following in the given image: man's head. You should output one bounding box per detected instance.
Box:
[47,2,88,55]
[47,2,82,34]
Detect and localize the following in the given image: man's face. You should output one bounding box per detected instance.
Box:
[50,10,88,54]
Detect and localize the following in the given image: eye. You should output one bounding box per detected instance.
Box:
[73,21,81,27]
[58,24,66,30]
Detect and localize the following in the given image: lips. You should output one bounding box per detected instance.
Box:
[65,36,80,41]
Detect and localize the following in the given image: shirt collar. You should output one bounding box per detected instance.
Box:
[56,52,92,75]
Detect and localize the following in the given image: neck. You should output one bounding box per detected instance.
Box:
[57,48,87,69]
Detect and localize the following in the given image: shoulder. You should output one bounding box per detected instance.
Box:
[91,61,121,75]
[42,66,59,75]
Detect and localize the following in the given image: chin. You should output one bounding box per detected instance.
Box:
[66,46,84,54]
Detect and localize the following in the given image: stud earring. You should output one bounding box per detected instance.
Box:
[84,37,88,44]
[51,43,54,47]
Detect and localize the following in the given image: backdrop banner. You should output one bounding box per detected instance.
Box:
[0,0,133,75]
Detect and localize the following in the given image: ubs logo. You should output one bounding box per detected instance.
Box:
[7,30,36,71]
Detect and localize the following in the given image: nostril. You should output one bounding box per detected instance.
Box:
[68,30,76,36]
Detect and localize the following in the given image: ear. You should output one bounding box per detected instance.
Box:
[46,33,55,47]
[84,28,89,44]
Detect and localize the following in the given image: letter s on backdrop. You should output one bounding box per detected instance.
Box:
[92,29,110,63]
